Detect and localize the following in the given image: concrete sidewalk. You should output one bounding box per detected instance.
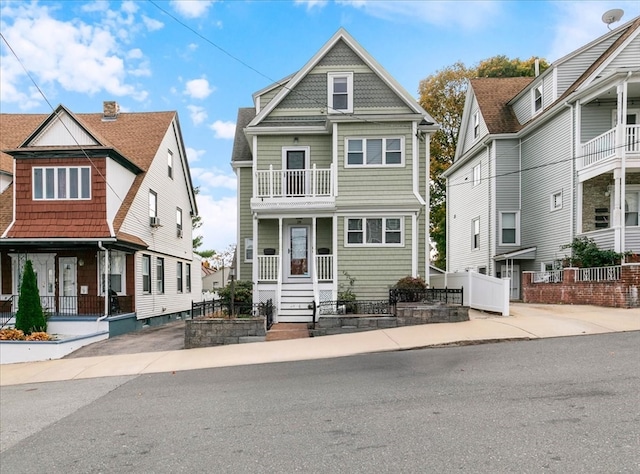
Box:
[1,303,638,386]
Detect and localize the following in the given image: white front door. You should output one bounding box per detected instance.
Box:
[501,263,520,300]
[287,225,310,281]
[59,257,77,314]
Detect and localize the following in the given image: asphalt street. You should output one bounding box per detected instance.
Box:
[2,332,639,473]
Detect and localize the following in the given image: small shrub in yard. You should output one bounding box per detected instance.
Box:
[0,328,26,340]
[25,331,52,341]
[15,260,47,335]
[393,276,428,290]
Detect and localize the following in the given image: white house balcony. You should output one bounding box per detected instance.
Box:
[579,125,640,177]
[251,164,336,212]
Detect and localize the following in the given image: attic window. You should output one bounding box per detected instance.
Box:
[473,111,479,139]
[328,72,353,113]
[33,166,90,200]
[533,84,543,113]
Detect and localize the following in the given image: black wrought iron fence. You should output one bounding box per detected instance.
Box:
[191,299,274,328]
[1,295,133,320]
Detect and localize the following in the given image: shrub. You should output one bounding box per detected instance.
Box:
[393,276,428,290]
[0,328,26,340]
[15,260,47,335]
[560,237,627,268]
[338,271,357,313]
[217,280,253,317]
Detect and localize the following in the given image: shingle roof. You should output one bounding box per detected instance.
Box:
[470,77,533,134]
[231,107,256,163]
[0,109,176,242]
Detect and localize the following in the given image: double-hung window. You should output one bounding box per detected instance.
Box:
[346,138,403,166]
[500,212,519,245]
[625,188,640,226]
[346,217,403,246]
[472,217,480,250]
[177,261,183,293]
[473,164,481,187]
[33,166,90,200]
[156,257,164,294]
[176,207,183,237]
[142,254,151,293]
[245,238,253,262]
[168,149,173,179]
[328,72,353,113]
[186,263,191,293]
[99,251,126,295]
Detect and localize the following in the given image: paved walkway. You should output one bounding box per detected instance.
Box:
[1,303,638,386]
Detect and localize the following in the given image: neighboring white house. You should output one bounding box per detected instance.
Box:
[444,16,640,300]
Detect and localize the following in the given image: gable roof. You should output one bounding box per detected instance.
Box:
[471,77,533,134]
[0,105,194,241]
[248,28,436,127]
[231,107,256,163]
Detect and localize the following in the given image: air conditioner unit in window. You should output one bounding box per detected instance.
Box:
[177,228,183,238]
[150,217,161,227]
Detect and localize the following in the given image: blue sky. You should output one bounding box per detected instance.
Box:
[1,0,639,252]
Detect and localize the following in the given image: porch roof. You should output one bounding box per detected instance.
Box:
[494,247,537,261]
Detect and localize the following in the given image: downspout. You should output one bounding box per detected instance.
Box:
[97,241,109,321]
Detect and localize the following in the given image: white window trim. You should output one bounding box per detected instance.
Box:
[281,146,310,169]
[156,257,165,294]
[473,111,479,139]
[168,149,174,179]
[472,217,480,251]
[186,263,192,293]
[499,211,520,246]
[550,190,563,211]
[32,166,91,200]
[611,108,640,126]
[245,238,254,262]
[142,254,151,294]
[344,137,405,168]
[177,261,183,293]
[532,83,543,114]
[149,190,158,218]
[617,185,640,227]
[327,72,353,114]
[98,250,126,296]
[473,163,481,187]
[344,217,404,247]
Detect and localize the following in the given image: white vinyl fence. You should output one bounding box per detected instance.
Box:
[431,272,510,316]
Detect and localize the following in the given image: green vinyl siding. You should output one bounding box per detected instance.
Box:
[257,220,279,255]
[255,135,332,170]
[237,167,254,280]
[315,218,333,252]
[336,121,418,207]
[337,215,413,299]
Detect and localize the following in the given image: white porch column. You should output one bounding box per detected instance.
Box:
[252,213,258,284]
[617,80,628,253]
[613,168,623,252]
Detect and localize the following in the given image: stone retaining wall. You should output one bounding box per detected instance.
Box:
[309,303,469,337]
[185,318,266,349]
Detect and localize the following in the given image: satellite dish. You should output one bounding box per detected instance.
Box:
[602,8,624,29]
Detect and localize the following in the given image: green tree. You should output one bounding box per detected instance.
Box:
[418,62,471,269]
[418,55,549,269]
[15,260,47,335]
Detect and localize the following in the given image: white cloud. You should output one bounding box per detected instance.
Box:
[142,15,164,31]
[210,120,236,139]
[187,105,208,125]
[170,0,215,18]
[294,0,329,9]
[0,1,148,107]
[337,0,502,29]
[546,1,639,62]
[195,194,237,252]
[184,78,213,99]
[186,147,206,163]
[191,167,237,191]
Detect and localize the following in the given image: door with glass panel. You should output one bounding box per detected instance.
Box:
[59,257,77,314]
[287,226,310,280]
[285,150,306,196]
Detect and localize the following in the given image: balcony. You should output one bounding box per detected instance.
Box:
[251,164,335,212]
[580,125,640,171]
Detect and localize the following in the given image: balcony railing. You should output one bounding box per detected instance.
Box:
[254,164,333,199]
[532,270,563,283]
[1,295,133,318]
[316,254,333,281]
[581,125,640,168]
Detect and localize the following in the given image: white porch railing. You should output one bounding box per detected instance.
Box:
[532,270,563,283]
[581,125,640,168]
[315,255,333,281]
[258,255,280,281]
[574,265,621,282]
[255,164,333,198]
